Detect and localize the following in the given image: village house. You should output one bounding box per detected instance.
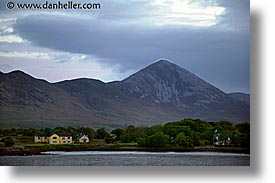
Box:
[34,133,73,144]
[34,133,48,143]
[77,133,90,143]
[49,133,73,144]
[213,129,231,146]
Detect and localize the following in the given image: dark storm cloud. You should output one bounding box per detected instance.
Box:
[217,0,250,31]
[9,0,249,93]
[14,15,249,93]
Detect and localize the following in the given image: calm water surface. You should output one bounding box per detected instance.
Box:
[0,151,250,166]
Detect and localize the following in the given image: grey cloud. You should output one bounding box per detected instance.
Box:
[14,13,249,93]
[217,0,250,31]
[5,0,249,93]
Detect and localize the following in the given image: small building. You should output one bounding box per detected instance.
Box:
[77,133,90,143]
[36,133,73,144]
[48,133,60,144]
[57,132,73,144]
[34,133,48,143]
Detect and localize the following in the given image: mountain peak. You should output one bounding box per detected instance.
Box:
[7,70,27,75]
[2,70,32,80]
[1,70,50,85]
[119,59,226,107]
[154,59,174,65]
[148,59,178,69]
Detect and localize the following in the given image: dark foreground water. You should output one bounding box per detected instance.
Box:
[0,151,250,166]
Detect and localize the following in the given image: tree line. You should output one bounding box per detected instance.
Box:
[0,118,250,148]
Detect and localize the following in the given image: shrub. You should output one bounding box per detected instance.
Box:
[3,137,15,147]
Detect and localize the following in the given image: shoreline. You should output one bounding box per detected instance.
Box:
[0,146,250,156]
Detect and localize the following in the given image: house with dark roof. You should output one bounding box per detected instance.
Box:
[48,132,73,144]
[34,132,73,144]
[34,133,48,143]
[77,133,90,143]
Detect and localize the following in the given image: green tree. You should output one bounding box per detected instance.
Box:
[119,126,146,143]
[216,121,234,131]
[44,128,52,135]
[144,132,170,148]
[199,127,214,145]
[136,137,146,147]
[80,127,95,140]
[111,128,123,140]
[163,125,179,138]
[120,133,133,143]
[232,131,242,146]
[95,128,110,139]
[145,125,164,136]
[235,123,250,148]
[105,135,114,144]
[175,132,193,147]
[53,127,67,133]
[191,132,202,146]
[235,123,250,134]
[122,125,136,142]
[3,137,15,147]
[239,133,250,147]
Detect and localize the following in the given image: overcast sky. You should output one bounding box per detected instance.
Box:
[0,0,249,93]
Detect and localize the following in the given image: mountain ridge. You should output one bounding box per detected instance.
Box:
[0,60,250,128]
[115,60,227,106]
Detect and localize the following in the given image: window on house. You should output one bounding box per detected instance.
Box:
[53,137,57,139]
[62,137,65,140]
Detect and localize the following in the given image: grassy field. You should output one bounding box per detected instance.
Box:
[0,133,249,156]
[1,134,137,148]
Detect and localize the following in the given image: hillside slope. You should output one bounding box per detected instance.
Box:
[0,60,250,128]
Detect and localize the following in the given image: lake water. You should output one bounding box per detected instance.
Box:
[0,151,250,166]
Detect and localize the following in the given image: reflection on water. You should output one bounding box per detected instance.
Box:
[0,151,250,166]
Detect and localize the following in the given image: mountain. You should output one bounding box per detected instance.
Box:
[0,60,250,128]
[228,92,250,105]
[112,60,249,122]
[112,60,226,106]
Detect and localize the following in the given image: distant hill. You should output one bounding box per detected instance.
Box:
[228,92,250,105]
[0,60,250,128]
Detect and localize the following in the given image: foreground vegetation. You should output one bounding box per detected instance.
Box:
[0,118,250,155]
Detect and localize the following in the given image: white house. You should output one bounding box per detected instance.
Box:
[77,133,90,143]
